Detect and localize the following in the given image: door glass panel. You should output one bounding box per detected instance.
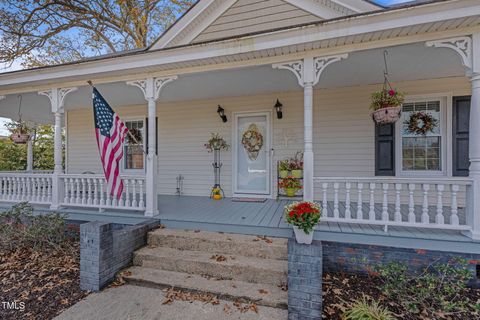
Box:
[236,115,268,194]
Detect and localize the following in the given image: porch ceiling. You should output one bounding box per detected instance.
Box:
[0,41,466,124]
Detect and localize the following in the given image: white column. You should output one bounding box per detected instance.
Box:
[128,76,177,217]
[26,138,33,172]
[273,54,347,201]
[39,87,77,209]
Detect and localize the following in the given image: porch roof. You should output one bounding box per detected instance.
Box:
[0,40,468,124]
[0,0,477,96]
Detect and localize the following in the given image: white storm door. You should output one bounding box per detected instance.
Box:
[233,112,271,196]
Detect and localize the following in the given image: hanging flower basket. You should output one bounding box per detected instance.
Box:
[10,133,30,144]
[242,123,264,161]
[371,106,402,125]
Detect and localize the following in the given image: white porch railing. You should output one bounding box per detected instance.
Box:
[0,173,53,204]
[59,174,146,211]
[314,177,473,232]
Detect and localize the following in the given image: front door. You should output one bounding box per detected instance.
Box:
[233,112,271,197]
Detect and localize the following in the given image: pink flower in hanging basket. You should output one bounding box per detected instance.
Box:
[388,89,396,96]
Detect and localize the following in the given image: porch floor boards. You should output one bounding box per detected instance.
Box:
[157,195,480,254]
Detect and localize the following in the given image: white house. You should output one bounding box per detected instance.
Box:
[1,0,480,245]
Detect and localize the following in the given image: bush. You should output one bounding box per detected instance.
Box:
[0,202,72,252]
[343,297,395,320]
[377,260,473,317]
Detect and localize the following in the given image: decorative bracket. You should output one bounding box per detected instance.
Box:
[426,36,472,72]
[127,76,177,101]
[38,87,78,113]
[273,53,348,87]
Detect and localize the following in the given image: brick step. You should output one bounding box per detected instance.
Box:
[148,229,288,260]
[124,266,288,309]
[133,246,287,286]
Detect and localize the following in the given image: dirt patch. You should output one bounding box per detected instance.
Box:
[323,272,480,320]
[0,242,89,320]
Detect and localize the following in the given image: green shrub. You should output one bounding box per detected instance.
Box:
[0,202,71,251]
[343,297,395,320]
[377,260,473,317]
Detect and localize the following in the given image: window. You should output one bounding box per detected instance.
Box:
[124,120,144,171]
[400,100,443,172]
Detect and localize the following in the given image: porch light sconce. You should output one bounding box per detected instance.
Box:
[217,105,227,123]
[274,99,283,119]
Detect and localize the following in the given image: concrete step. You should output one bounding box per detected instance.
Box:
[133,247,287,286]
[148,229,288,260]
[124,266,288,309]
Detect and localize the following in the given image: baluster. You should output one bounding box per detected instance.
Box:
[382,183,389,222]
[6,177,10,200]
[10,177,15,201]
[450,185,459,225]
[18,177,24,200]
[75,178,81,204]
[322,183,328,216]
[333,182,339,218]
[13,177,18,201]
[99,179,105,206]
[63,178,69,204]
[0,177,4,200]
[408,184,416,223]
[48,178,53,202]
[25,177,30,202]
[356,183,363,220]
[394,183,402,222]
[131,179,137,208]
[125,179,131,207]
[435,184,445,225]
[38,178,43,202]
[421,184,430,224]
[345,182,351,219]
[31,177,37,202]
[43,178,48,202]
[82,178,87,204]
[92,179,98,205]
[139,180,144,209]
[86,178,92,205]
[69,178,75,204]
[369,183,376,221]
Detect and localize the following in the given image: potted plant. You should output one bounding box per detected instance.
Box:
[370,88,405,125]
[212,187,222,200]
[278,176,302,197]
[278,160,290,178]
[204,132,229,152]
[289,151,303,178]
[6,120,31,144]
[284,201,321,244]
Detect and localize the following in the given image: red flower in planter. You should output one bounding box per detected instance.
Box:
[284,201,321,234]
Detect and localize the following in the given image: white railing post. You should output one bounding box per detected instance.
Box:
[128,76,176,216]
[39,87,77,209]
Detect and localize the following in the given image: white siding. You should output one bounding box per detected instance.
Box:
[66,77,470,199]
[193,0,321,43]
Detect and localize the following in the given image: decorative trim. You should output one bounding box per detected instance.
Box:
[272,60,304,87]
[127,76,177,101]
[426,36,472,71]
[313,54,348,86]
[38,87,77,112]
[273,54,348,87]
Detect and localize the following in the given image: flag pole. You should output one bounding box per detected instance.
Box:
[88,80,148,156]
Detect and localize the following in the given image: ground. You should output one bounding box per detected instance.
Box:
[0,244,89,320]
[53,285,287,320]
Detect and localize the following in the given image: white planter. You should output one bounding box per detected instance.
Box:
[293,226,314,244]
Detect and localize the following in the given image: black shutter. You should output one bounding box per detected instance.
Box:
[452,96,471,177]
[145,117,158,155]
[375,123,395,176]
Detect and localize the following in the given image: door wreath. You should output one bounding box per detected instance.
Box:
[242,123,264,161]
[405,111,438,135]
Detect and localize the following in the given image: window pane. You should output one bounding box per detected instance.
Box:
[401,100,442,172]
[124,120,144,170]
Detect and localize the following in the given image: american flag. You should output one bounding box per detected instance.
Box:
[92,87,129,199]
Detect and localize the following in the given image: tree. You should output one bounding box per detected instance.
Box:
[0,0,193,68]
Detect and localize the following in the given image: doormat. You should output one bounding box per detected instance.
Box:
[232,197,267,203]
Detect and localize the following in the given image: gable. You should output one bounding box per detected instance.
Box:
[150,0,381,49]
[193,0,325,43]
